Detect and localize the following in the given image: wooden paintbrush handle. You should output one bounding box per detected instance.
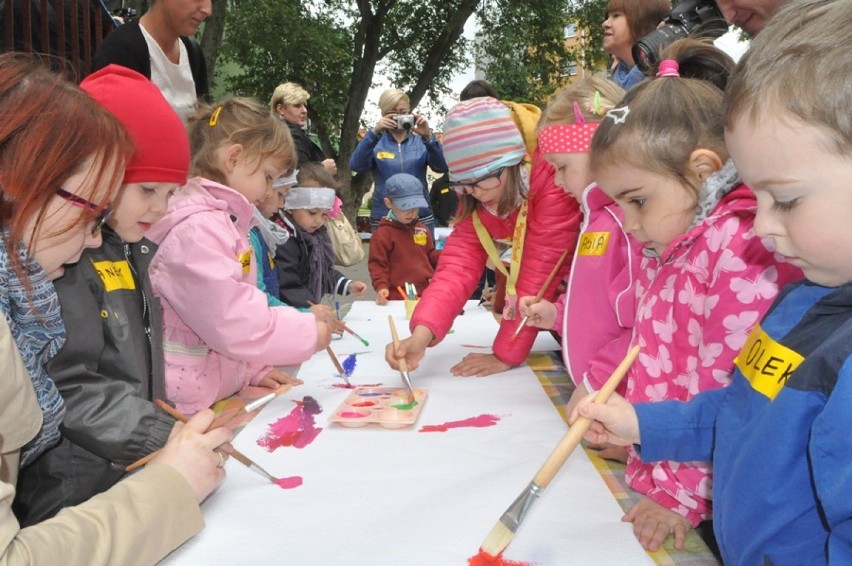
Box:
[325,346,346,375]
[533,248,570,303]
[532,345,639,488]
[387,315,409,373]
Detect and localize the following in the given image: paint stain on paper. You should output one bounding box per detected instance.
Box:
[342,354,357,377]
[274,476,304,489]
[257,396,323,451]
[330,381,383,390]
[468,549,533,566]
[419,414,501,433]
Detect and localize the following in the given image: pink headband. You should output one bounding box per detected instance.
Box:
[538,123,600,154]
[656,59,680,77]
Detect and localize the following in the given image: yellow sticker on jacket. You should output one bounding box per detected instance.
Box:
[578,232,611,256]
[238,250,252,274]
[735,324,804,400]
[413,232,427,246]
[377,151,396,160]
[92,259,136,291]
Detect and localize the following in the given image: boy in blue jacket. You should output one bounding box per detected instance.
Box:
[575,2,852,563]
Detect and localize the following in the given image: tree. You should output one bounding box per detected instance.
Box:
[566,0,610,73]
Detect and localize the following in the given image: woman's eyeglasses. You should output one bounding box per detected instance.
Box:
[55,187,112,236]
[450,167,505,195]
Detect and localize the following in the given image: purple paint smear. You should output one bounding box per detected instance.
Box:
[257,396,323,451]
[419,414,501,433]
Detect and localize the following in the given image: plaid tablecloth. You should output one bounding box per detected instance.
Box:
[527,351,722,566]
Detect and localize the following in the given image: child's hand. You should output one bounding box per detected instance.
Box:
[519,297,557,329]
[376,288,390,305]
[385,325,432,371]
[151,409,232,503]
[349,281,368,298]
[571,391,640,446]
[258,368,303,389]
[451,353,511,377]
[314,320,332,352]
[310,304,336,324]
[623,496,691,551]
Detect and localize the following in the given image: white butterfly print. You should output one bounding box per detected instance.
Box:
[729,266,779,304]
[723,310,761,350]
[639,344,673,378]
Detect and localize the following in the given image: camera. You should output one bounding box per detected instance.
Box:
[632,0,729,73]
[395,114,415,131]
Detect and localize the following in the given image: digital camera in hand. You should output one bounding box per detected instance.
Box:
[632,0,729,73]
[395,114,415,131]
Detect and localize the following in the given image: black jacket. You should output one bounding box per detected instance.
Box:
[287,121,326,167]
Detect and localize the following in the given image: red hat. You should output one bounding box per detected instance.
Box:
[81,65,189,185]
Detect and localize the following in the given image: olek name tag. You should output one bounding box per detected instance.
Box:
[578,232,610,256]
[377,151,395,160]
[92,259,136,291]
[238,250,252,274]
[735,324,804,400]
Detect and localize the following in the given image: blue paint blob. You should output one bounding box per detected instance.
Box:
[342,354,357,377]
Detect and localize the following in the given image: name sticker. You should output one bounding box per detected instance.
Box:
[377,151,396,160]
[578,232,610,256]
[735,324,804,400]
[413,228,428,246]
[238,250,252,274]
[92,260,136,292]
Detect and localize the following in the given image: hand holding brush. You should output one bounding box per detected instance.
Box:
[511,248,570,341]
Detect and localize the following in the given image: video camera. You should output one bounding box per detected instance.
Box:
[632,0,729,73]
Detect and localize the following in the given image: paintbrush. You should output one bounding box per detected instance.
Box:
[152,400,281,484]
[510,248,570,341]
[308,300,370,346]
[325,345,351,386]
[243,383,292,413]
[387,315,415,405]
[478,345,640,559]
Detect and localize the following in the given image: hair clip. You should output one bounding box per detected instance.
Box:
[656,59,680,78]
[605,106,630,125]
[589,91,604,116]
[209,106,223,127]
[572,101,587,126]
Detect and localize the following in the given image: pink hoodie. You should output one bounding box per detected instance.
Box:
[147,177,318,414]
[553,184,643,391]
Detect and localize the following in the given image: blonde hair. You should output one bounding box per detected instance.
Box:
[378,88,409,115]
[539,76,624,129]
[455,164,525,222]
[724,0,852,156]
[270,82,310,111]
[189,97,296,185]
[591,39,734,201]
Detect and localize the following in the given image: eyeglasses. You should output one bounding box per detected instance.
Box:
[55,187,112,236]
[450,167,505,195]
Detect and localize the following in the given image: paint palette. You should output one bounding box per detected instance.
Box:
[328,387,428,429]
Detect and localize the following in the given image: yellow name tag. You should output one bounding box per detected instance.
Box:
[413,233,427,246]
[578,232,610,256]
[735,324,804,400]
[92,259,136,292]
[238,250,252,274]
[377,151,395,160]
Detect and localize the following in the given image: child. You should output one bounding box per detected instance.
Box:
[146,97,327,415]
[519,77,643,420]
[579,2,852,562]
[386,96,580,377]
[12,65,192,525]
[369,172,441,304]
[273,162,368,308]
[250,171,296,306]
[0,53,228,563]
[586,39,804,550]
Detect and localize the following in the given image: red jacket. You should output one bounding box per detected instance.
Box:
[368,218,440,299]
[411,151,582,366]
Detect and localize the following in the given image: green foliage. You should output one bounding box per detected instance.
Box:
[567,0,610,72]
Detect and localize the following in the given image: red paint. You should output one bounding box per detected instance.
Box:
[351,401,377,407]
[339,411,368,419]
[257,396,323,451]
[468,549,533,566]
[331,383,356,390]
[419,414,501,433]
[274,476,303,489]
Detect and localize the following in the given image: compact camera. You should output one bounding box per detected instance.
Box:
[395,114,416,131]
[632,0,729,73]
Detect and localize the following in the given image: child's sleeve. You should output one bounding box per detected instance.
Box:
[333,269,352,296]
[367,228,392,292]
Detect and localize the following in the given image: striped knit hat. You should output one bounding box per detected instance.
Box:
[442,97,526,182]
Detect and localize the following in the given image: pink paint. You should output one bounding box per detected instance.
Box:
[339,411,368,419]
[419,414,501,433]
[257,396,323,451]
[331,383,356,389]
[274,476,303,489]
[468,549,533,566]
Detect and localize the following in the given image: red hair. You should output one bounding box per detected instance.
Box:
[0,53,132,278]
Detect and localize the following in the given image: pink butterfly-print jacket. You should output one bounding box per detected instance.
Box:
[625,183,802,526]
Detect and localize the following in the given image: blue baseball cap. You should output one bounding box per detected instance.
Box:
[385,173,428,210]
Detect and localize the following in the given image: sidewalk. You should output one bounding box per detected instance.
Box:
[336,241,376,301]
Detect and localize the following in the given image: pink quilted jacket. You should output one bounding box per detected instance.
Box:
[624,184,802,525]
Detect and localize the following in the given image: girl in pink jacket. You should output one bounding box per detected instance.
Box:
[520,77,644,420]
[590,42,803,551]
[386,97,581,377]
[147,98,331,415]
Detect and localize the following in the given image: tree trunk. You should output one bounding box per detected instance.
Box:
[199,0,228,82]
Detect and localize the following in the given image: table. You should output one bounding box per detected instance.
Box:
[162,301,705,565]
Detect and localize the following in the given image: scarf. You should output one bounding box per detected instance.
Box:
[301,225,336,302]
[0,235,66,466]
[252,207,289,252]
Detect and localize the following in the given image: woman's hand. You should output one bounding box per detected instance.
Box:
[450,353,511,377]
[385,325,432,371]
[373,115,397,134]
[414,114,432,140]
